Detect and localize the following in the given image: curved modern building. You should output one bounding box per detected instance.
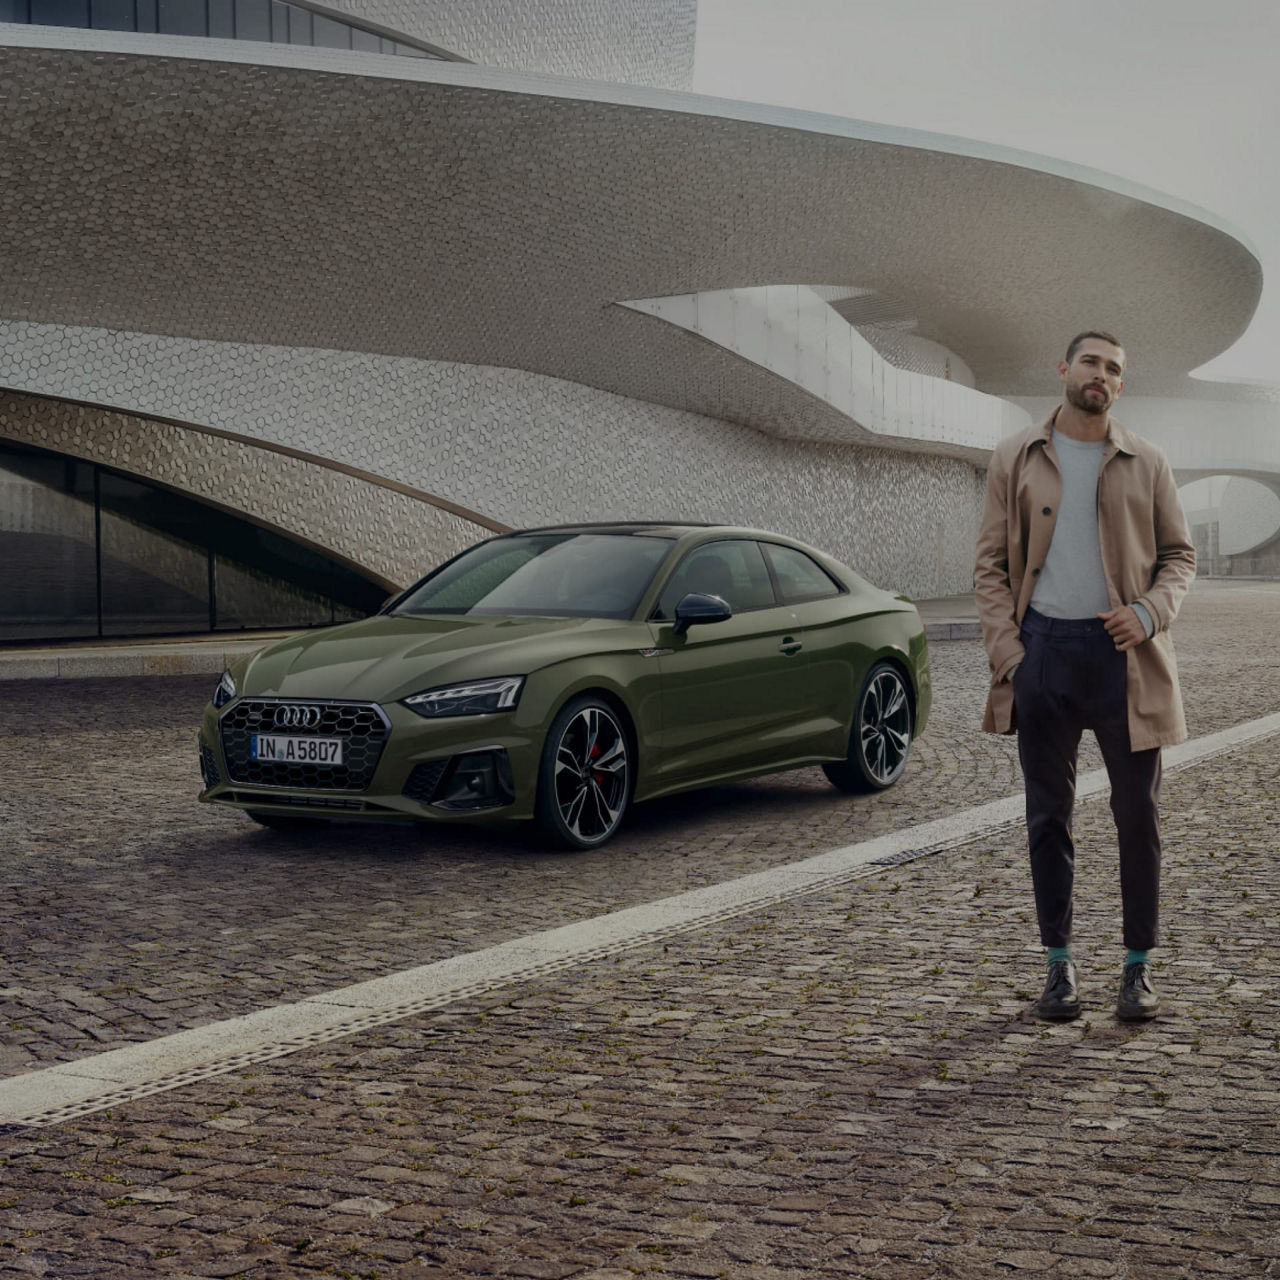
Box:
[0,0,1274,644]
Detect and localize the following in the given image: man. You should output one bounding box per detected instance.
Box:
[974,331,1195,1021]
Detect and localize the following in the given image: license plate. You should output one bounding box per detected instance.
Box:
[250,734,344,765]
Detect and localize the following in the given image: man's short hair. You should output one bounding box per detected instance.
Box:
[1065,330,1123,365]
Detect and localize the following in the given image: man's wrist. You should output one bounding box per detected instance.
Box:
[995,653,1024,683]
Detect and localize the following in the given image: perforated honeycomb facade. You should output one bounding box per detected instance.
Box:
[0,389,495,591]
[0,338,986,599]
[315,0,697,88]
[0,44,1257,405]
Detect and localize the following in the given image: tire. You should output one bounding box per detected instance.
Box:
[535,695,632,850]
[246,810,325,830]
[823,660,913,793]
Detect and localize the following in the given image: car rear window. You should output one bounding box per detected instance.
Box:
[762,543,844,603]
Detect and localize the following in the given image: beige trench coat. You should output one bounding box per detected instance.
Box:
[973,411,1196,751]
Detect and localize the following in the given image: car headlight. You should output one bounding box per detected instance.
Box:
[402,676,524,718]
[211,669,236,709]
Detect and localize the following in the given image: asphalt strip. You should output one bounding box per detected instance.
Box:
[4,709,1279,1130]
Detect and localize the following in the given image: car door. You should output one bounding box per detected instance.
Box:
[759,541,857,757]
[648,539,816,783]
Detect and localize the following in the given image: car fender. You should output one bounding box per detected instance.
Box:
[511,652,663,785]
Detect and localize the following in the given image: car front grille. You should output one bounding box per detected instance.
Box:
[219,699,390,792]
[199,745,220,791]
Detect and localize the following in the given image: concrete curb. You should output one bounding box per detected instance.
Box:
[0,641,277,681]
[923,620,982,641]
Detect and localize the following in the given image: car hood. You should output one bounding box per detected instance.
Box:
[236,613,642,701]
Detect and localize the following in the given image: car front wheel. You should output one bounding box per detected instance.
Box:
[536,696,632,850]
[823,660,913,793]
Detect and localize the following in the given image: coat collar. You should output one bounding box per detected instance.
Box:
[1034,407,1138,456]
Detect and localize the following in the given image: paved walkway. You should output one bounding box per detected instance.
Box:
[1,580,1278,1278]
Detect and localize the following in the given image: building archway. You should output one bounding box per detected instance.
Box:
[1177,473,1280,578]
[0,438,391,643]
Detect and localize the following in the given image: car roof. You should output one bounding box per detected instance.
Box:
[509,522,715,538]
[505,522,814,543]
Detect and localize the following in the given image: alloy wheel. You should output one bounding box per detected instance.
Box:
[552,704,629,844]
[858,666,911,785]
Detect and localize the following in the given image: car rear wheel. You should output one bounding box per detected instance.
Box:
[535,696,632,850]
[823,660,913,793]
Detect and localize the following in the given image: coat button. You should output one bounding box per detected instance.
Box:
[1042,506,1052,515]
[1032,567,1041,576]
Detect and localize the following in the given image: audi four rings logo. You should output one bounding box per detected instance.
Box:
[273,704,322,729]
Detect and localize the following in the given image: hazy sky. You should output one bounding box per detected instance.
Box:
[693,0,1279,388]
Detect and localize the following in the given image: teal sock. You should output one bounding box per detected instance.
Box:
[1126,949,1149,967]
[1047,946,1071,967]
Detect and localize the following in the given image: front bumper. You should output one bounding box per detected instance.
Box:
[197,695,538,822]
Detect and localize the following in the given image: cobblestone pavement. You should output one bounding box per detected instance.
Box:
[1,581,1278,1277]
[2,711,1278,1277]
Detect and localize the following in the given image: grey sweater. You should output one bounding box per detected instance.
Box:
[1030,429,1153,635]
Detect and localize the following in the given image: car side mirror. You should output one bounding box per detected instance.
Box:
[672,592,733,637]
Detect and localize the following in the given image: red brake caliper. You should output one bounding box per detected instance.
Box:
[590,741,604,785]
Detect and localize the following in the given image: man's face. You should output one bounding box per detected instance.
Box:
[1059,339,1125,415]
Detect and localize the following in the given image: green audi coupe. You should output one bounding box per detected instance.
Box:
[198,524,931,849]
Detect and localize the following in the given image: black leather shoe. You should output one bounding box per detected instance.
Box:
[1035,959,1081,1020]
[1116,961,1160,1020]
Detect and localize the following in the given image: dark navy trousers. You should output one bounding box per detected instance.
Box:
[1014,607,1163,951]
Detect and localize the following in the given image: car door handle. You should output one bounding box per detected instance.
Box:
[779,637,803,655]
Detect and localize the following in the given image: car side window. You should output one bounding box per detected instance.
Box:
[762,543,843,604]
[655,540,776,619]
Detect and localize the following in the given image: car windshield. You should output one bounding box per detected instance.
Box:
[390,533,675,619]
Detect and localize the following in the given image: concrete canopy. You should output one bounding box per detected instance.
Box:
[0,28,1263,443]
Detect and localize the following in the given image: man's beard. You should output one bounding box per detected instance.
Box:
[1066,382,1110,415]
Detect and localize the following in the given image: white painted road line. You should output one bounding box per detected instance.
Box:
[4,709,1279,1129]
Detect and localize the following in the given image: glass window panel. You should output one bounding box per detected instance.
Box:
[657,540,776,618]
[0,443,382,641]
[210,522,377,630]
[29,0,90,25]
[350,26,380,52]
[269,0,288,41]
[233,0,267,40]
[330,565,385,617]
[284,1,311,44]
[311,13,350,48]
[0,1,32,23]
[762,543,843,603]
[91,0,137,28]
[134,0,156,30]
[0,447,98,642]
[214,554,330,630]
[393,41,432,58]
[395,534,670,620]
[158,0,206,35]
[207,0,232,36]
[98,473,210,636]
